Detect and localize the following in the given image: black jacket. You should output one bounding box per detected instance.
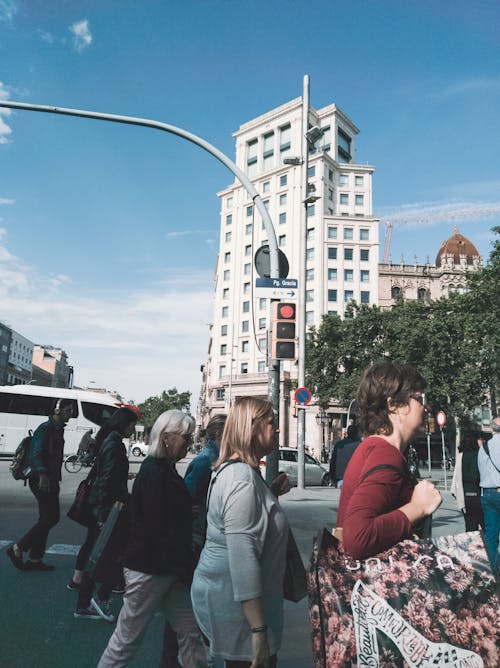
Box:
[88,431,130,524]
[123,456,194,582]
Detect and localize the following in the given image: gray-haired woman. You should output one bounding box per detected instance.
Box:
[98,409,208,668]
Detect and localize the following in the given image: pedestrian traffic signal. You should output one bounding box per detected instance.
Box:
[271,302,296,360]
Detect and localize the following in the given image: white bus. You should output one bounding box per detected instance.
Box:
[0,385,122,456]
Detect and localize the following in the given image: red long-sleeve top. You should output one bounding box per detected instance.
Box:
[336,436,414,559]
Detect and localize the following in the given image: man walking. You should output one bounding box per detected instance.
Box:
[7,398,74,571]
[329,425,360,488]
[478,416,500,573]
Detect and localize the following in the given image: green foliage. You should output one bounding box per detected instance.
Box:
[306,227,500,420]
[138,388,191,429]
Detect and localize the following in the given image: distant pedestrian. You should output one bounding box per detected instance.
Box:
[451,430,485,532]
[329,425,360,488]
[97,409,208,667]
[7,399,74,571]
[478,417,500,572]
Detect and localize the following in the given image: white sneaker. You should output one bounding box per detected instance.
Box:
[90,596,116,623]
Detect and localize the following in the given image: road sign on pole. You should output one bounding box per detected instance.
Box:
[436,411,446,428]
[294,387,312,406]
[255,277,298,299]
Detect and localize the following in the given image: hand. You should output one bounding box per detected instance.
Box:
[113,500,125,510]
[251,631,270,668]
[410,480,442,517]
[270,472,291,497]
[38,473,50,492]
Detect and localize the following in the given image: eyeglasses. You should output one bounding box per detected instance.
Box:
[409,392,426,406]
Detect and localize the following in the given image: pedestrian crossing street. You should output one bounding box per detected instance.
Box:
[1,539,80,555]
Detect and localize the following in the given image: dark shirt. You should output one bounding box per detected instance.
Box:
[462,449,481,494]
[329,437,360,481]
[29,417,65,484]
[88,431,129,524]
[184,439,219,547]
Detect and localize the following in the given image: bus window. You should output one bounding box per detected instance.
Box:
[81,401,118,426]
[2,393,54,416]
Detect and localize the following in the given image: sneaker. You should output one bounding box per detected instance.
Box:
[67,579,80,591]
[24,560,55,571]
[91,596,116,623]
[74,607,102,620]
[6,545,25,571]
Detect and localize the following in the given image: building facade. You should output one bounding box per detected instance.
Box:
[0,323,12,385]
[7,329,34,385]
[32,345,73,388]
[198,97,379,454]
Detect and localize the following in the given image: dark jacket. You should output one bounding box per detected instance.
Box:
[329,436,360,482]
[184,438,219,548]
[29,417,65,485]
[123,456,194,583]
[88,431,130,524]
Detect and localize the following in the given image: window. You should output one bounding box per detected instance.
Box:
[306,268,315,281]
[328,188,334,201]
[259,317,266,330]
[221,325,228,336]
[361,291,370,304]
[344,227,353,240]
[328,226,337,239]
[244,263,251,275]
[355,194,364,206]
[338,129,352,163]
[339,174,348,186]
[247,139,258,176]
[226,214,232,225]
[306,228,315,241]
[418,287,427,301]
[222,288,229,299]
[226,197,233,208]
[243,282,250,294]
[216,388,225,401]
[305,311,314,325]
[340,193,349,205]
[355,175,364,186]
[328,310,337,316]
[263,131,274,171]
[223,270,230,281]
[279,234,286,247]
[306,204,315,217]
[279,193,287,206]
[258,337,267,352]
[225,231,232,242]
[328,268,337,281]
[224,252,231,263]
[360,249,369,261]
[360,270,370,283]
[328,289,337,302]
[279,124,291,156]
[262,181,270,193]
[246,205,253,217]
[245,223,252,235]
[221,306,228,317]
[344,269,353,281]
[360,228,369,241]
[242,340,249,352]
[308,165,316,178]
[242,301,250,313]
[344,290,354,303]
[242,321,249,333]
[258,298,266,310]
[257,360,266,373]
[306,248,315,260]
[263,199,269,209]
[279,212,286,225]
[279,174,287,187]
[328,247,337,260]
[306,289,314,302]
[344,248,353,261]
[245,244,251,256]
[220,344,227,355]
[219,365,226,379]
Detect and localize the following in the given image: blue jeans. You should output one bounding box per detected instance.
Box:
[480,489,500,571]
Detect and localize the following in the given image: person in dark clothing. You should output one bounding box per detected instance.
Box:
[7,399,74,571]
[329,425,360,488]
[451,431,485,532]
[74,406,138,622]
[97,409,208,668]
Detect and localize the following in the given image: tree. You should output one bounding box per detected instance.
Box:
[138,388,191,430]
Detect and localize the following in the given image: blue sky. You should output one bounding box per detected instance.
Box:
[1,0,499,405]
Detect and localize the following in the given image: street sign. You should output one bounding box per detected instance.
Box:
[294,387,312,406]
[255,277,298,299]
[436,410,446,428]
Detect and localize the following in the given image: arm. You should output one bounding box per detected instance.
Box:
[29,422,49,476]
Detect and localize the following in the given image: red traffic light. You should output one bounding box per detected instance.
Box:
[276,303,296,320]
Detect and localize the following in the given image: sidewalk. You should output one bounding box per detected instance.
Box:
[278,468,465,667]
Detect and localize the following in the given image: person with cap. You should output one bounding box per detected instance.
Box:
[478,417,500,573]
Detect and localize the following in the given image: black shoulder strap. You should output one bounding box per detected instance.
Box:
[360,463,406,483]
[483,442,500,475]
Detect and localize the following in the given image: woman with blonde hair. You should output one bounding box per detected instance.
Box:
[98,409,208,668]
[191,397,289,668]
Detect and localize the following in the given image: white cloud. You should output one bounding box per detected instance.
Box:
[69,19,93,53]
[0,0,17,23]
[37,29,55,44]
[432,76,500,100]
[378,199,500,229]
[0,81,13,144]
[0,197,15,205]
[165,229,211,239]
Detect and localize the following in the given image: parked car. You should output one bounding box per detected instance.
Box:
[260,447,332,486]
[130,442,149,457]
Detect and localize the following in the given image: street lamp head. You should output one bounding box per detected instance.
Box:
[283,156,303,165]
[304,194,321,205]
[305,125,324,144]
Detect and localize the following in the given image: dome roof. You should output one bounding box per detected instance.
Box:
[435,227,480,267]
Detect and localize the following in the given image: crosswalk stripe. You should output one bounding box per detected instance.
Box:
[1,541,80,555]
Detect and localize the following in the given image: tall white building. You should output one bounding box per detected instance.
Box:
[198,96,379,454]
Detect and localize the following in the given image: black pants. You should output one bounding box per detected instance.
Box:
[225,657,277,668]
[464,494,484,532]
[75,521,100,571]
[17,478,60,560]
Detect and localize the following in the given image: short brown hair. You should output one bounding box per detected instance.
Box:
[205,414,227,441]
[356,361,426,437]
[216,397,273,469]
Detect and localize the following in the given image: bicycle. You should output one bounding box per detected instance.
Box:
[64,451,94,473]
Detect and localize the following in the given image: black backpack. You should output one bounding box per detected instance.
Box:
[10,430,33,482]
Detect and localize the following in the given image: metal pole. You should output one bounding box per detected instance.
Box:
[440,427,447,491]
[345,398,356,433]
[426,430,432,479]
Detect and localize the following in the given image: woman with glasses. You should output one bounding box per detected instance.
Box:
[98,410,208,668]
[191,397,289,668]
[335,362,442,559]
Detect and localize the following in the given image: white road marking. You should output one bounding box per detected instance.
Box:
[1,541,80,555]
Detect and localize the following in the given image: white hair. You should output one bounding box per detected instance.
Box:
[148,410,195,458]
